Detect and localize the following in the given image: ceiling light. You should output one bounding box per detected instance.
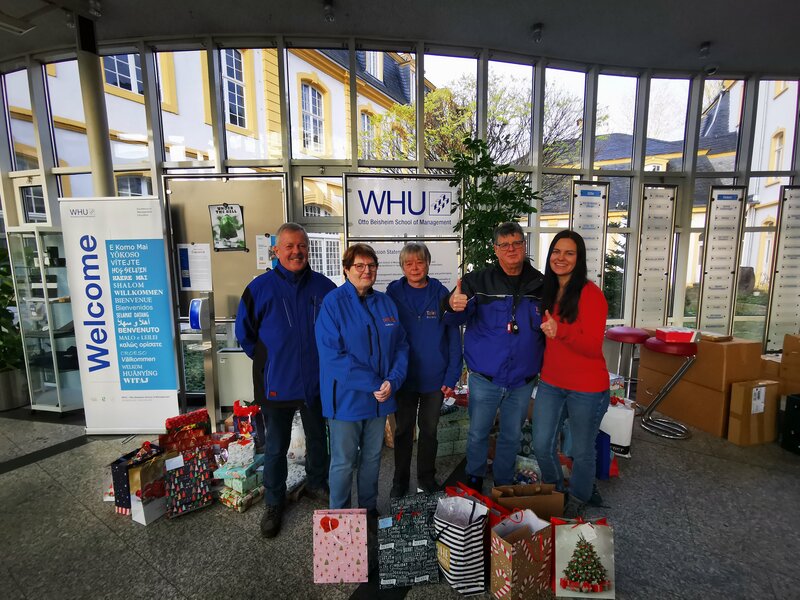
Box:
[531,23,544,44]
[323,0,335,23]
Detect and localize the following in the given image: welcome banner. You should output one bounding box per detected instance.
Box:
[60,197,179,434]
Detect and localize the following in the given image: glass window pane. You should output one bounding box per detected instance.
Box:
[156,51,215,162]
[697,80,743,174]
[750,80,798,172]
[46,61,90,169]
[58,174,94,197]
[748,175,789,219]
[604,232,628,320]
[20,185,46,223]
[488,60,533,164]
[683,231,703,328]
[594,74,637,170]
[533,231,555,272]
[645,78,690,172]
[302,176,343,218]
[543,68,585,167]
[357,51,416,161]
[5,69,39,170]
[598,176,631,227]
[424,54,477,162]
[734,230,775,341]
[288,48,351,160]
[102,53,151,165]
[540,174,572,221]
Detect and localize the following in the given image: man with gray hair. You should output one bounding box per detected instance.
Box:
[235,222,336,538]
[443,222,545,492]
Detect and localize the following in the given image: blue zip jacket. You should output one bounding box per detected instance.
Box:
[235,263,336,405]
[443,261,545,389]
[315,280,409,421]
[385,277,462,394]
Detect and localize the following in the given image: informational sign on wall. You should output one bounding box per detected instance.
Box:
[571,181,609,286]
[765,186,800,351]
[345,174,458,239]
[60,196,179,434]
[364,240,459,293]
[635,185,676,327]
[177,243,212,291]
[698,186,746,334]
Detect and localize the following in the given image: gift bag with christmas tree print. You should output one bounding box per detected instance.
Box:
[313,509,368,584]
[552,518,614,598]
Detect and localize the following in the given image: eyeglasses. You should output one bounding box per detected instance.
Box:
[351,262,378,272]
[495,240,525,251]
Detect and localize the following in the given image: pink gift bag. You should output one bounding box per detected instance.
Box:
[313,508,369,584]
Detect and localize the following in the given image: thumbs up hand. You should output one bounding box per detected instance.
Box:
[540,309,557,339]
[449,278,468,312]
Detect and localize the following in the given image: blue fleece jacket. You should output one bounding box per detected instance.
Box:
[385,277,462,394]
[235,263,336,405]
[315,280,409,421]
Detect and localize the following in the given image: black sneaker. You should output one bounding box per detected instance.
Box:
[260,504,284,538]
[390,482,408,498]
[304,486,330,503]
[417,478,440,494]
[466,475,484,493]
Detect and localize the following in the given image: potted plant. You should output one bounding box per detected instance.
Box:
[0,245,27,410]
[449,137,540,271]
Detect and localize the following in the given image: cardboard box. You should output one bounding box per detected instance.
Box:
[637,366,730,437]
[727,380,779,446]
[639,337,762,392]
[784,333,800,354]
[491,484,564,520]
[760,355,782,380]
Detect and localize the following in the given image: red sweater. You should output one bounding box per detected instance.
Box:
[540,281,609,393]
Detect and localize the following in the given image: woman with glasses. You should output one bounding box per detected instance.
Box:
[532,230,610,518]
[315,243,409,523]
[386,242,462,498]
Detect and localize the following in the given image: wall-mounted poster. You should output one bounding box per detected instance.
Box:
[209,204,246,251]
[60,196,179,434]
[176,243,212,292]
[256,234,278,270]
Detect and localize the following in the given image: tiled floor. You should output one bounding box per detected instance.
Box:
[1,406,798,600]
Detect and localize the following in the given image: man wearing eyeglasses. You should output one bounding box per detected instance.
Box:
[235,222,336,538]
[443,222,545,492]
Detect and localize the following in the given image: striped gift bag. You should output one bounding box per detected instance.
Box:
[433,495,489,595]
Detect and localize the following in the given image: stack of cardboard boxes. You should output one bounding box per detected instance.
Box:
[636,336,762,438]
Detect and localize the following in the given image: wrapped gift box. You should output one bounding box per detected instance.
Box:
[164,447,214,518]
[213,454,264,480]
[655,327,700,343]
[219,485,264,513]
[224,471,261,494]
[227,437,256,467]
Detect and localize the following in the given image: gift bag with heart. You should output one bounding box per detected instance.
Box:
[313,509,368,584]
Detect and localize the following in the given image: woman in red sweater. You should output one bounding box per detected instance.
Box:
[533,230,610,518]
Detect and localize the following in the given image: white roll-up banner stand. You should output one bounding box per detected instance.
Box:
[60,196,179,434]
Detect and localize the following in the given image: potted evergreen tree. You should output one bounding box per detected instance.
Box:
[0,246,27,410]
[449,137,540,271]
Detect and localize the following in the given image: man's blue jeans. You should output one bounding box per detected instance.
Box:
[466,372,536,485]
[532,381,610,503]
[328,416,386,510]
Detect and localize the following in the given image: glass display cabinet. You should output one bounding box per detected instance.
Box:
[7,226,83,412]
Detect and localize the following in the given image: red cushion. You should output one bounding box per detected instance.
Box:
[605,326,650,344]
[644,336,697,357]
